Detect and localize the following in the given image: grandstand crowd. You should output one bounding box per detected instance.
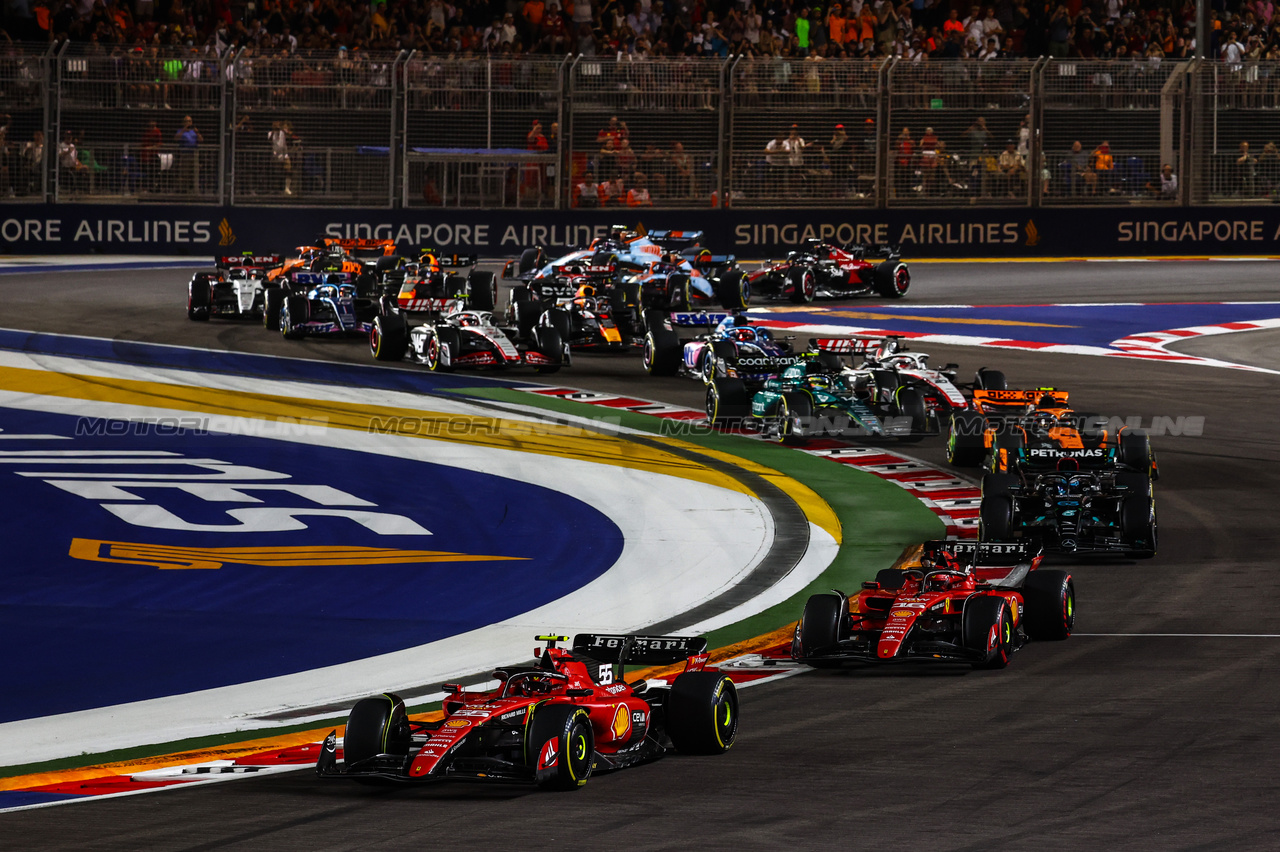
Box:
[0,0,1271,61]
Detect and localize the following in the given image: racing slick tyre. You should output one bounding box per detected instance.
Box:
[187,276,212,321]
[608,282,643,343]
[590,250,618,270]
[541,307,572,343]
[981,472,1019,499]
[963,596,1014,669]
[426,328,459,372]
[979,495,1014,541]
[370,313,409,362]
[642,311,682,376]
[1121,494,1158,559]
[526,705,593,791]
[893,387,929,443]
[777,392,814,443]
[947,410,987,467]
[988,430,1024,473]
[518,247,546,276]
[667,672,738,755]
[872,260,910,299]
[797,593,847,660]
[1021,570,1075,641]
[870,369,899,404]
[512,297,547,340]
[1120,429,1156,478]
[343,693,412,768]
[262,287,284,330]
[666,274,695,310]
[787,266,816,304]
[974,368,1007,390]
[466,270,497,312]
[706,377,750,427]
[714,270,751,310]
[280,295,309,339]
[532,326,565,375]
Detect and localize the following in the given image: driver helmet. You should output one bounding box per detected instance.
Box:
[1030,411,1057,437]
[457,313,480,327]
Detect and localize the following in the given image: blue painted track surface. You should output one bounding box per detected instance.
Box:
[0,406,622,723]
[757,302,1280,348]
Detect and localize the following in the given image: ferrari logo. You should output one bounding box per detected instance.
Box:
[68,539,526,570]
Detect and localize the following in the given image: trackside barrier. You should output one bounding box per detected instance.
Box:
[7,202,1280,257]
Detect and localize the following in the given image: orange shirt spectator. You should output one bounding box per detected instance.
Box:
[522,0,547,29]
[858,6,877,41]
[828,5,846,45]
[626,185,652,206]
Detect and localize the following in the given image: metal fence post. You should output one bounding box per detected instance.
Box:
[876,58,894,209]
[1030,57,1047,207]
[719,56,735,209]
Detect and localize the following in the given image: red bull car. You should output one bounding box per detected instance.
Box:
[316,633,738,790]
[792,540,1073,669]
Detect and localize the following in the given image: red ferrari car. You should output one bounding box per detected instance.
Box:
[317,633,738,790]
[792,540,1073,669]
[747,239,910,302]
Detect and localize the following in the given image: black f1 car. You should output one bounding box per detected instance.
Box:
[317,633,737,790]
[371,305,566,373]
[747,240,910,302]
[793,540,1073,669]
[187,253,283,321]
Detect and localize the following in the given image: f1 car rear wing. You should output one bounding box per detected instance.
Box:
[809,336,877,357]
[647,229,705,250]
[216,253,282,267]
[921,539,1041,566]
[844,242,902,260]
[973,387,1070,409]
[573,633,710,671]
[322,237,397,255]
[419,249,478,268]
[670,311,733,328]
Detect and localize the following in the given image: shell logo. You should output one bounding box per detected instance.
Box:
[612,704,631,740]
[890,610,915,618]
[445,718,471,728]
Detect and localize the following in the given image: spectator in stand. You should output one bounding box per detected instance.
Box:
[998,139,1025,197]
[615,137,638,179]
[765,131,787,194]
[522,0,547,42]
[19,130,45,197]
[626,172,654,206]
[542,3,568,52]
[1091,140,1115,194]
[943,8,965,39]
[828,123,851,194]
[576,168,600,206]
[894,126,914,197]
[599,175,625,206]
[962,116,991,164]
[269,120,293,196]
[639,144,669,194]
[173,115,203,196]
[828,3,847,47]
[670,141,694,198]
[140,119,162,193]
[1237,140,1258,195]
[57,130,88,193]
[1258,141,1280,193]
[527,120,549,152]
[1146,163,1178,199]
[979,35,1000,58]
[1066,140,1094,196]
[1047,4,1071,57]
[783,124,809,196]
[597,116,628,146]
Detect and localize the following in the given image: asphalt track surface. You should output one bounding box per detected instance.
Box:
[3,262,1280,850]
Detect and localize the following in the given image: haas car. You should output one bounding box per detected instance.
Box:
[317,633,738,790]
[793,540,1074,669]
[370,305,566,373]
[748,240,910,302]
[187,253,283,321]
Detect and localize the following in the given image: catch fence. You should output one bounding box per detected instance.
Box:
[0,46,1263,210]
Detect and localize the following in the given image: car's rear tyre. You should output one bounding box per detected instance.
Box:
[706,377,750,427]
[526,705,593,790]
[512,298,547,340]
[666,672,738,755]
[370,313,408,361]
[1122,495,1157,559]
[979,495,1014,541]
[962,596,1013,669]
[280,295,309,339]
[988,430,1024,473]
[893,386,929,442]
[532,326,564,374]
[541,307,572,343]
[343,694,411,768]
[262,286,284,330]
[797,593,846,659]
[1120,429,1154,476]
[974,368,1007,390]
[947,411,987,467]
[187,276,212,321]
[982,472,1019,499]
[872,260,910,298]
[518,247,545,276]
[643,311,682,376]
[787,267,816,304]
[1021,570,1075,641]
[466,270,496,312]
[715,270,750,310]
